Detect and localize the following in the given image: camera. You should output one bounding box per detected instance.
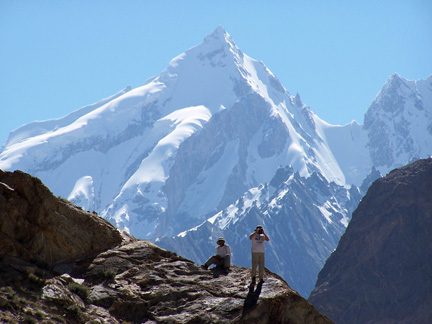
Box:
[258,228,263,234]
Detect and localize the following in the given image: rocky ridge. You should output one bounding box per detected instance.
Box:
[0,169,123,267]
[0,169,332,323]
[309,158,432,323]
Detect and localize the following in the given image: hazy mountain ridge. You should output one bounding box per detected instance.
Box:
[1,27,431,297]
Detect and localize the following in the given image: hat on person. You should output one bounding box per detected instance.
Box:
[217,237,225,242]
[256,225,263,229]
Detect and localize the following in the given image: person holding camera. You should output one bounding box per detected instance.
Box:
[249,225,270,283]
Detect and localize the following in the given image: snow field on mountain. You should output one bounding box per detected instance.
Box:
[316,119,371,186]
[207,186,265,231]
[1,87,133,150]
[177,139,240,219]
[68,175,95,211]
[123,105,212,188]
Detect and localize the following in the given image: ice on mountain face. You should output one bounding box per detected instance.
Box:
[200,26,241,65]
[321,73,432,186]
[68,175,95,212]
[0,83,164,173]
[161,93,274,234]
[100,105,213,238]
[319,120,371,186]
[159,26,288,110]
[415,75,432,111]
[123,105,212,187]
[364,74,432,170]
[1,87,133,151]
[153,28,243,115]
[158,86,339,237]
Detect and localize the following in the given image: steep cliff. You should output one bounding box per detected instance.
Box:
[309,158,432,323]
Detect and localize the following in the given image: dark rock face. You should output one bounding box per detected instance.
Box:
[0,169,123,266]
[0,169,332,323]
[309,158,432,324]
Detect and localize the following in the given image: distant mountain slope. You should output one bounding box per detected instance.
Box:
[364,73,432,170]
[323,73,432,186]
[309,158,432,323]
[1,86,132,151]
[0,27,431,298]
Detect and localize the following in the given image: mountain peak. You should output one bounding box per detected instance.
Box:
[204,25,231,44]
[161,26,241,75]
[385,72,405,88]
[389,72,402,80]
[208,25,227,38]
[199,26,240,58]
[294,92,303,106]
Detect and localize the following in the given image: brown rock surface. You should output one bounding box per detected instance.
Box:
[71,240,332,323]
[309,158,432,324]
[0,169,123,266]
[0,169,332,323]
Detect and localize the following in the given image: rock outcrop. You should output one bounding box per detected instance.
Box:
[309,158,432,324]
[0,169,332,323]
[0,169,123,267]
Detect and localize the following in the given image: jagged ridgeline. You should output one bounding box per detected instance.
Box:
[1,26,431,297]
[0,169,332,323]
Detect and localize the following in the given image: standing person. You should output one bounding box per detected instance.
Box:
[201,237,231,273]
[249,225,269,283]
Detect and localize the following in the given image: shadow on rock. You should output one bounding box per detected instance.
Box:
[210,266,230,278]
[243,281,263,312]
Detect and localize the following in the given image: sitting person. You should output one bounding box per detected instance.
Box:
[201,237,231,273]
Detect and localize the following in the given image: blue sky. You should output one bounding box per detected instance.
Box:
[1,0,431,148]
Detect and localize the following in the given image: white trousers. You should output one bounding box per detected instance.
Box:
[251,252,265,280]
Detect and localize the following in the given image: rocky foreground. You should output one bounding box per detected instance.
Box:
[0,169,332,323]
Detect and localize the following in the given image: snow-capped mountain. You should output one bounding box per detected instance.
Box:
[1,26,431,297]
[364,73,432,170]
[323,73,432,185]
[0,26,346,237]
